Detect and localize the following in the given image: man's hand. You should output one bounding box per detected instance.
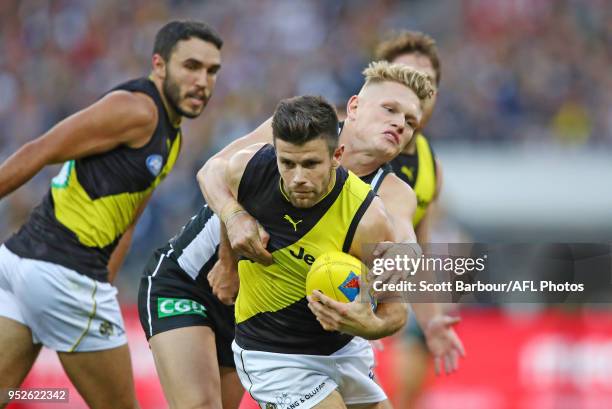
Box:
[225,210,273,266]
[307,290,383,340]
[422,314,466,375]
[207,257,240,305]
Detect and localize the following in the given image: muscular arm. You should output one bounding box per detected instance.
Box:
[351,197,409,338]
[198,143,273,264]
[380,163,464,373]
[198,143,264,217]
[376,173,418,243]
[0,91,157,199]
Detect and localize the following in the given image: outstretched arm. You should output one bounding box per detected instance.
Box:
[379,172,465,374]
[0,91,157,199]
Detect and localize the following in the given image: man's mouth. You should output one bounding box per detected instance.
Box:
[186,93,207,107]
[383,131,400,145]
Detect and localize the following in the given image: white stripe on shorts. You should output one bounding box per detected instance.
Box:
[147,248,174,338]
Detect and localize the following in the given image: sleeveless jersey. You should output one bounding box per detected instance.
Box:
[5,77,182,282]
[161,165,392,283]
[234,145,375,355]
[389,133,436,226]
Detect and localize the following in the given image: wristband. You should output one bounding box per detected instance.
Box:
[221,203,246,225]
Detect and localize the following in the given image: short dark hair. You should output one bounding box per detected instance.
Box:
[153,20,223,61]
[375,30,441,86]
[272,96,339,155]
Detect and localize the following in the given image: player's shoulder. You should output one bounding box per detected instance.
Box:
[378,173,416,203]
[102,90,158,129]
[228,143,269,179]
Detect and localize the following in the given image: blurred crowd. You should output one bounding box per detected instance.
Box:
[1,0,610,296]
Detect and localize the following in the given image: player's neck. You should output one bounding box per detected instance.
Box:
[402,133,419,155]
[340,143,383,177]
[339,127,387,177]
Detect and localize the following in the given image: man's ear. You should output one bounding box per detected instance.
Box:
[152,54,167,80]
[332,144,345,168]
[346,95,359,121]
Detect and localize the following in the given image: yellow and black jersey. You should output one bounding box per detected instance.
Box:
[5,77,181,282]
[389,133,437,226]
[235,144,375,355]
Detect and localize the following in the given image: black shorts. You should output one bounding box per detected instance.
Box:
[137,247,236,367]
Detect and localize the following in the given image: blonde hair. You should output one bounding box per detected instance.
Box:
[362,60,435,102]
[374,30,441,85]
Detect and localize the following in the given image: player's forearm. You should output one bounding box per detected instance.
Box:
[218,223,239,263]
[197,157,241,217]
[368,302,408,339]
[0,141,49,199]
[411,302,443,330]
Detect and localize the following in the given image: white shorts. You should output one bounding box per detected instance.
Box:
[233,337,387,409]
[0,245,126,352]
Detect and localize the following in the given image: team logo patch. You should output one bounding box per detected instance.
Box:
[99,320,114,337]
[157,298,207,318]
[274,393,291,407]
[51,160,74,188]
[265,403,277,409]
[338,271,360,302]
[146,154,163,176]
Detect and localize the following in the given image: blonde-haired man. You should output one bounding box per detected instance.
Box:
[376,30,451,409]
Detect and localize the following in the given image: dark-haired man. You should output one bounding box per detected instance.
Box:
[0,20,222,409]
[203,94,404,409]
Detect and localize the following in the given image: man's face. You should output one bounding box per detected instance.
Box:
[160,37,221,118]
[392,52,437,128]
[275,137,342,208]
[347,81,422,160]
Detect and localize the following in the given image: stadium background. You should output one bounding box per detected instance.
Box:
[1,0,611,408]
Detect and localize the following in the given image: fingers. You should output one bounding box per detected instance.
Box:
[307,291,346,331]
[454,335,467,357]
[372,241,394,258]
[227,214,273,265]
[219,294,236,305]
[434,357,441,376]
[258,223,270,248]
[443,315,461,326]
[313,291,348,315]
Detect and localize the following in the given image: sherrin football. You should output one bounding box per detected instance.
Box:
[306,251,363,303]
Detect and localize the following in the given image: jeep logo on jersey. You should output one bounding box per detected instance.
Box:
[338,271,360,301]
[146,154,163,176]
[289,246,315,265]
[158,298,207,318]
